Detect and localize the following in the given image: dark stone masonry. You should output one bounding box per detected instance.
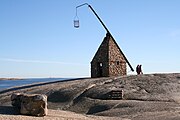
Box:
[91,33,127,78]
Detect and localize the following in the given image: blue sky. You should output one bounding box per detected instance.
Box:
[0,0,180,78]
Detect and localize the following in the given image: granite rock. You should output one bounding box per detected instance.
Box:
[11,93,47,117]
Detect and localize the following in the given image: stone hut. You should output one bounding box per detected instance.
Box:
[91,33,133,78]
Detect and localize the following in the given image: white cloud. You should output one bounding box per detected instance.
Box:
[0,58,88,66]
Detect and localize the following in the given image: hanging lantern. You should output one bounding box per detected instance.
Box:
[74,19,79,28]
[73,8,79,28]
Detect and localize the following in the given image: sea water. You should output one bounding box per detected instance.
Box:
[0,78,68,91]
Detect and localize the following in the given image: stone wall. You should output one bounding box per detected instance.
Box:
[108,36,126,76]
[91,33,126,78]
[91,35,109,78]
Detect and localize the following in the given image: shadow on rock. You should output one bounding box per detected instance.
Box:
[48,91,72,103]
[87,105,111,115]
[0,106,19,115]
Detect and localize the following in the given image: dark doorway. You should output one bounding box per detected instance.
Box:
[97,62,103,77]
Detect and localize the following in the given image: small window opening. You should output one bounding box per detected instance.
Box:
[117,61,120,65]
[100,63,103,67]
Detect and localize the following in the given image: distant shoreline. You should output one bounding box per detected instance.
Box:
[0,78,25,80]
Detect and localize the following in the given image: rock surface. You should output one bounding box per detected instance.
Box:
[11,93,23,109]
[11,93,47,117]
[1,73,180,120]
